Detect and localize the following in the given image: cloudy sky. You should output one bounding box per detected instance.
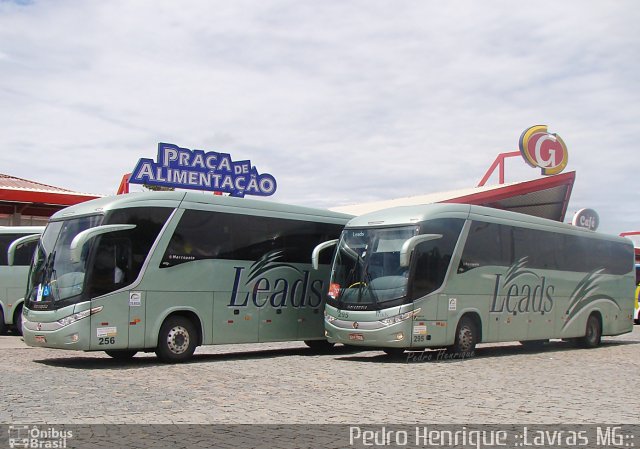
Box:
[0,1,637,234]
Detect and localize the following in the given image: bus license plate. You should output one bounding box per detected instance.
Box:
[349,333,364,341]
[35,336,46,343]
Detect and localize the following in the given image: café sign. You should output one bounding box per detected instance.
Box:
[571,208,600,231]
[129,143,277,197]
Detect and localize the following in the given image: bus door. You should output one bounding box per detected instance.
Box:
[527,306,554,340]
[89,236,132,350]
[297,303,323,341]
[214,289,259,344]
[499,307,529,342]
[258,279,299,342]
[127,290,146,348]
[296,269,325,340]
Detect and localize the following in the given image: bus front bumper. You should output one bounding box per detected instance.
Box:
[325,319,412,348]
[22,314,92,351]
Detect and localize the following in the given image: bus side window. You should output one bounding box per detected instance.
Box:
[412,242,445,298]
[161,210,344,267]
[13,238,38,266]
[561,234,589,272]
[458,222,509,273]
[90,206,171,295]
[0,234,21,266]
[411,219,463,299]
[0,233,41,267]
[511,226,565,270]
[89,237,132,297]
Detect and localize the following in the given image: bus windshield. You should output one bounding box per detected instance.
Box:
[26,215,103,307]
[328,226,419,308]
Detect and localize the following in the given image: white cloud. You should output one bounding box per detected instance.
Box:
[0,0,638,233]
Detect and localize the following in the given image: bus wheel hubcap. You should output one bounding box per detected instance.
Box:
[587,320,597,341]
[459,328,473,351]
[167,326,190,354]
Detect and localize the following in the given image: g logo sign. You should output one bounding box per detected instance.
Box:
[519,125,568,175]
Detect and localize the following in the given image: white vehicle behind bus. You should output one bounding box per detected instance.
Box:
[314,204,635,356]
[0,226,44,335]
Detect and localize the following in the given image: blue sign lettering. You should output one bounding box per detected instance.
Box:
[129,142,277,197]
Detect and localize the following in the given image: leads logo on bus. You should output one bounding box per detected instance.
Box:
[228,251,324,309]
[490,258,555,315]
[519,125,568,175]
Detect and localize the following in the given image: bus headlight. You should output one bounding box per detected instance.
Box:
[379,308,421,326]
[324,311,338,323]
[56,306,103,328]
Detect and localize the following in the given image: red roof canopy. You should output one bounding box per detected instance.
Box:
[333,172,576,223]
[442,171,575,221]
[0,174,100,218]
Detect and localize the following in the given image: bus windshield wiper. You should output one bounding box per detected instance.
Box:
[42,250,56,287]
[361,258,378,305]
[50,268,60,301]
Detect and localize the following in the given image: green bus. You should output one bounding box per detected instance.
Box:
[20,192,351,362]
[313,203,635,355]
[0,226,44,335]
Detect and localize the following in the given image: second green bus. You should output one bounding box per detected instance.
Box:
[314,203,635,355]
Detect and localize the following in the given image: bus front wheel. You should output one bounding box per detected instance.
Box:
[449,317,477,354]
[0,309,6,335]
[156,316,197,363]
[383,348,405,357]
[579,314,602,348]
[12,305,23,336]
[304,339,335,353]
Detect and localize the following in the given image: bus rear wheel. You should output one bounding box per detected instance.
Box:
[579,314,602,348]
[449,317,477,354]
[156,316,197,363]
[520,339,548,349]
[105,350,138,360]
[0,309,6,335]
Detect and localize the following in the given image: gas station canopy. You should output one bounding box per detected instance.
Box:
[0,174,100,225]
[332,171,576,222]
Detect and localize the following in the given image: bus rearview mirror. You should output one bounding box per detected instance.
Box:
[7,234,41,266]
[399,234,443,267]
[70,224,136,264]
[311,239,338,270]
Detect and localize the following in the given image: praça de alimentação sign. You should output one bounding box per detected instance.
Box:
[129,143,277,197]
